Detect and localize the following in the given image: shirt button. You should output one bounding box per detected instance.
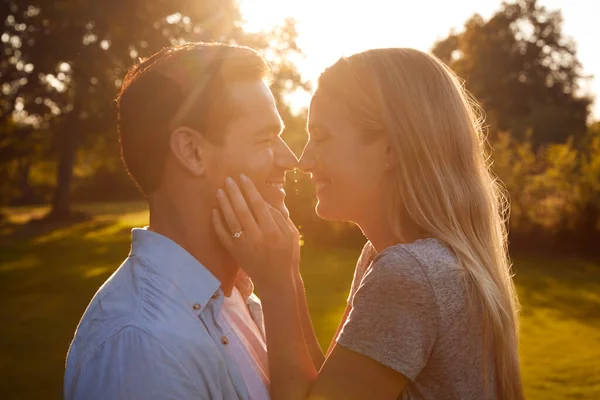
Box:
[212,292,220,299]
[192,303,201,311]
[221,335,229,345]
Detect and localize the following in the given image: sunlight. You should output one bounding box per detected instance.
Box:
[0,255,39,272]
[239,0,500,112]
[239,0,498,74]
[82,266,111,279]
[239,0,600,118]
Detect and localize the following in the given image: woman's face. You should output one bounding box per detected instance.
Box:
[299,93,390,223]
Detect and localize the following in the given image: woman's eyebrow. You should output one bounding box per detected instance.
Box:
[307,123,328,135]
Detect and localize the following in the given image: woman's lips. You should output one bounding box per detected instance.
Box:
[314,179,330,192]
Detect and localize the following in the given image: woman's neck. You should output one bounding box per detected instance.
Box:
[356,207,427,254]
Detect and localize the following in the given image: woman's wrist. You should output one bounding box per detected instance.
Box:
[254,266,296,299]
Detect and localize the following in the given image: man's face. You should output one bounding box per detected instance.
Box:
[203,80,298,211]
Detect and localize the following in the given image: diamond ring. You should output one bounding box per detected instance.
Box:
[232,230,244,239]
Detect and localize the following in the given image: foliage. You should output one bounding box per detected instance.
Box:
[0,1,308,217]
[0,0,598,255]
[490,125,600,253]
[432,0,591,144]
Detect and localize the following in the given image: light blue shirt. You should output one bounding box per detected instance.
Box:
[64,228,265,400]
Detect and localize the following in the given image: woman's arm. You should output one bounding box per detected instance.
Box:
[325,303,350,358]
[213,176,318,398]
[294,273,326,369]
[309,343,407,400]
[259,281,319,399]
[259,278,407,400]
[213,176,411,400]
[326,241,374,358]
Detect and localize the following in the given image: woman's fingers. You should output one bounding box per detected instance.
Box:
[267,204,293,237]
[223,177,261,238]
[212,208,235,252]
[216,187,245,237]
[238,174,278,230]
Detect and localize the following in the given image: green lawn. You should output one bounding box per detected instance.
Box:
[1,201,599,399]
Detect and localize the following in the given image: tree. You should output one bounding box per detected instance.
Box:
[432,0,591,145]
[0,1,307,218]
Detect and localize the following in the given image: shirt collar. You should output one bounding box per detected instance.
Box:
[129,227,255,312]
[234,269,254,301]
[129,227,222,315]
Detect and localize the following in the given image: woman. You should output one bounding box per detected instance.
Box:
[213,48,524,399]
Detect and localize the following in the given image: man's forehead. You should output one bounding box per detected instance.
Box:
[229,80,274,104]
[230,81,282,125]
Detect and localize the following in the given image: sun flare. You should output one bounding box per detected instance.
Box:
[239,0,599,118]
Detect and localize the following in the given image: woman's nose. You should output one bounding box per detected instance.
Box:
[275,138,299,171]
[298,143,317,174]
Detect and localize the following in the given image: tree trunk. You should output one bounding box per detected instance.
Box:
[49,107,81,220]
[16,158,35,204]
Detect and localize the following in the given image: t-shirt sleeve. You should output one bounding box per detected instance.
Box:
[347,241,377,305]
[337,246,440,381]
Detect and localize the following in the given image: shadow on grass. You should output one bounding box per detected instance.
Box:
[1,201,599,399]
[0,211,91,244]
[513,254,600,328]
[0,216,136,399]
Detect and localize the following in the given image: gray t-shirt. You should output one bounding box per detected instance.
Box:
[338,239,496,400]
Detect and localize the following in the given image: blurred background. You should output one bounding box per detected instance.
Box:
[0,0,599,398]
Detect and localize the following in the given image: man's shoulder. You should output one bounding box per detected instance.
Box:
[79,255,148,325]
[63,323,226,400]
[67,255,207,366]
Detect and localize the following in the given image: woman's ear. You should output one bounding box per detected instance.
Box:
[383,139,397,171]
[169,127,206,177]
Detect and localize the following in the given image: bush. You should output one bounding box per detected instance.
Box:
[492,125,600,254]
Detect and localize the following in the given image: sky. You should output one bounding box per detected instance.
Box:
[239,0,599,120]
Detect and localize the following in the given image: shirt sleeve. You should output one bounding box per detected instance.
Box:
[337,246,440,381]
[66,326,209,400]
[347,241,377,305]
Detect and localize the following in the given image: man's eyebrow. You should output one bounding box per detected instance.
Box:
[253,122,285,137]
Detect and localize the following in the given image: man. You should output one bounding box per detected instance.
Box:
[64,42,297,399]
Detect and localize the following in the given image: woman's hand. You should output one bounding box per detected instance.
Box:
[212,174,300,290]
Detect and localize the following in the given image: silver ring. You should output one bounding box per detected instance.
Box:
[232,230,244,239]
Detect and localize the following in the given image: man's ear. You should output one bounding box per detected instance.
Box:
[169,127,206,177]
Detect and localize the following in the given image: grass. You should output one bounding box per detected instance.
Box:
[1,201,599,399]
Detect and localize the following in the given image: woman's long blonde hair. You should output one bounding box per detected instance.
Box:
[316,48,523,399]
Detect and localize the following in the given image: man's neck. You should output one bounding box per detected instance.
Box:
[148,195,239,296]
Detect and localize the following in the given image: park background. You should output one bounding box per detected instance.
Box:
[1,0,599,398]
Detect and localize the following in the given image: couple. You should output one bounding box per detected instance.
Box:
[64,42,523,399]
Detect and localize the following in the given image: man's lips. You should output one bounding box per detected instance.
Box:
[266,179,285,191]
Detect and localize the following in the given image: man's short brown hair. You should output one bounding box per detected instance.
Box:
[116,42,271,195]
